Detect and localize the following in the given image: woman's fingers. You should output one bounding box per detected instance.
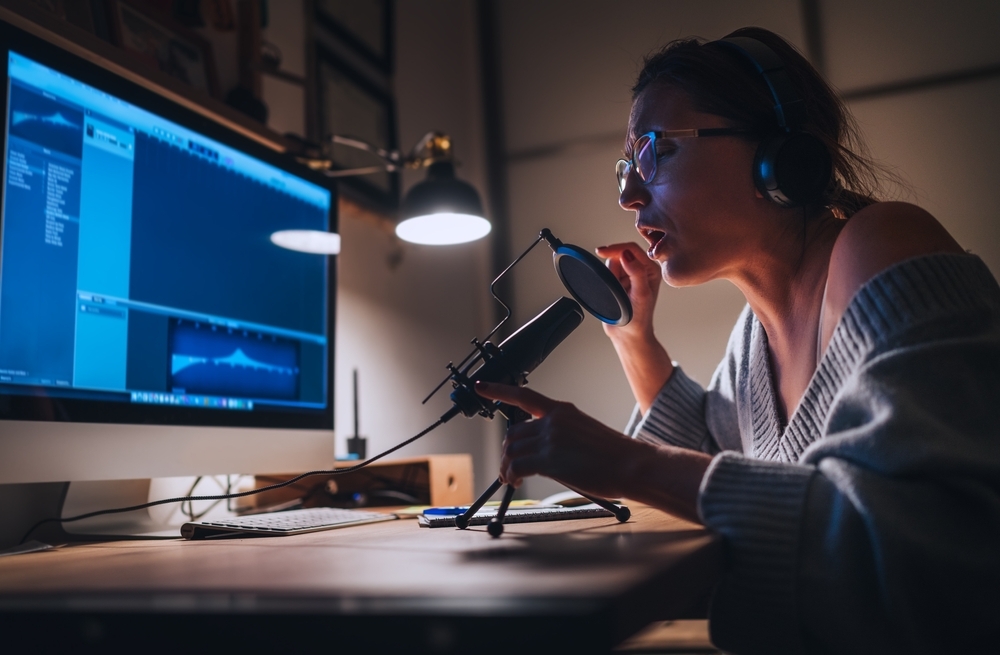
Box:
[503,429,543,455]
[597,243,658,292]
[481,384,637,498]
[595,242,645,258]
[500,453,544,487]
[474,381,557,419]
[603,252,631,291]
[475,381,635,498]
[596,243,661,340]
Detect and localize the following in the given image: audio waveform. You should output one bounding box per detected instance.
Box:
[11,111,81,130]
[171,348,297,376]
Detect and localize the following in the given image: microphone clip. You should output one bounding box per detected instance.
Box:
[446,339,523,420]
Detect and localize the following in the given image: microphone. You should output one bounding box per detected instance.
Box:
[441,296,584,422]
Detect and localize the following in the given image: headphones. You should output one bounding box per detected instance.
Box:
[715,36,833,208]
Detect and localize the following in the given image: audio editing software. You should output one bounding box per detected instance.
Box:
[0,52,331,412]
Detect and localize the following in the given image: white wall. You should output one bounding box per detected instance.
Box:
[824,0,1000,276]
[494,0,1000,499]
[263,1,500,493]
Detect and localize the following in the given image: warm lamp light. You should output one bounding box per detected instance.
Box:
[287,131,490,247]
[397,160,490,245]
[270,229,341,254]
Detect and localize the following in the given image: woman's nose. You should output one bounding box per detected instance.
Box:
[619,170,648,212]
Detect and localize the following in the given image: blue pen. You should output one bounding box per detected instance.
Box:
[423,506,470,516]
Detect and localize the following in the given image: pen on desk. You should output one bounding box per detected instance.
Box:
[422,507,469,516]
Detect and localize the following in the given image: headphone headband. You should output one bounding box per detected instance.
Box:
[716,36,806,130]
[710,35,832,208]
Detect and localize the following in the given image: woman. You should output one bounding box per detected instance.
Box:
[474,27,1000,654]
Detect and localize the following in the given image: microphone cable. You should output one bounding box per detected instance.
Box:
[19,417,446,545]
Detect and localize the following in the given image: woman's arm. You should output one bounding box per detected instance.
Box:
[700,329,1000,654]
[474,380,713,523]
[595,242,674,413]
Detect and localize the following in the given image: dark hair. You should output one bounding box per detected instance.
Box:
[633,27,887,217]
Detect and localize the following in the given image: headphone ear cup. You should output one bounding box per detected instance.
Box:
[753,131,833,208]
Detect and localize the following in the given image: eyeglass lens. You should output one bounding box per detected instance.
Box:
[617,133,657,193]
[616,159,629,193]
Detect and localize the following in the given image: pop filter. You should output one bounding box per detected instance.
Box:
[542,230,632,327]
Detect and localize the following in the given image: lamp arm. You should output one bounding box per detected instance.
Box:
[330,135,403,169]
[319,165,392,178]
[294,131,454,177]
[290,134,403,177]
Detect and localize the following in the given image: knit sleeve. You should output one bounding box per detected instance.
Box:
[698,331,1000,654]
[625,365,713,451]
[625,306,749,454]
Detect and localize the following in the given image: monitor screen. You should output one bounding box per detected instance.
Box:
[0,15,337,486]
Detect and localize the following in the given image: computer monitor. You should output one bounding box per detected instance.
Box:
[0,15,337,521]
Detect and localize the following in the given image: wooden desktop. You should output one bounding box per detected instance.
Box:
[0,504,719,653]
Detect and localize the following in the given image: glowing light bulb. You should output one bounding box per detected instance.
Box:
[395,213,491,245]
[270,230,341,254]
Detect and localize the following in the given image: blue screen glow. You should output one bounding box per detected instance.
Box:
[0,52,332,412]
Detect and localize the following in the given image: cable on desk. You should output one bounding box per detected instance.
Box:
[19,418,445,545]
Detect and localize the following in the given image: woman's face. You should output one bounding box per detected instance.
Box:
[620,83,765,287]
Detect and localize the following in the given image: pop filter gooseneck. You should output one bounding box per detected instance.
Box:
[540,229,632,327]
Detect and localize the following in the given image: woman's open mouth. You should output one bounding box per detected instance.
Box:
[638,226,666,258]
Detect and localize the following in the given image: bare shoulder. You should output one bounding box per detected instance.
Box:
[825,202,965,317]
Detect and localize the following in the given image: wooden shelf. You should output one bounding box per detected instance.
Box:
[251,454,474,509]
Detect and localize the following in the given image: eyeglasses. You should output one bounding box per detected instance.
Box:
[616,128,750,193]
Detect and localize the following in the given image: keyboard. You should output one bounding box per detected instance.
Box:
[181,507,397,540]
[417,504,614,528]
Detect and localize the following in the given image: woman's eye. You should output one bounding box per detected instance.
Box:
[655,144,677,159]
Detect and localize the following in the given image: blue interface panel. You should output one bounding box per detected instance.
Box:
[0,52,332,412]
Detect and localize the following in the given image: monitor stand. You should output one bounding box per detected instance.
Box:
[58,479,182,540]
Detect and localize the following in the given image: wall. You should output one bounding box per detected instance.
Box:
[827,0,1000,277]
[494,0,1000,500]
[263,1,500,492]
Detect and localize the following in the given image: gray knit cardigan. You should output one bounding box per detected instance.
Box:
[626,253,1000,655]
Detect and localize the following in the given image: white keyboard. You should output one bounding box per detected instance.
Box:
[181,507,397,540]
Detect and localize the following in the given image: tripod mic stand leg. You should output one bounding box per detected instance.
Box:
[456,406,529,534]
[455,477,503,529]
[573,490,631,523]
[487,484,516,538]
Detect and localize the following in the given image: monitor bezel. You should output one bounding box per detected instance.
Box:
[0,17,337,432]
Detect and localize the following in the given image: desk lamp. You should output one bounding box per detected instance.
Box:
[273,131,489,252]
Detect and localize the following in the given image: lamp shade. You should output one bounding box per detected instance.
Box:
[397,161,490,245]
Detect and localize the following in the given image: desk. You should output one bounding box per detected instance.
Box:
[0,506,720,654]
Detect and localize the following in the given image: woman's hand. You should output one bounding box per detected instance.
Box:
[475,380,712,523]
[595,243,674,412]
[475,381,640,499]
[595,242,663,342]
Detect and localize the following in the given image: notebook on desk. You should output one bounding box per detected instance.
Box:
[417,504,614,528]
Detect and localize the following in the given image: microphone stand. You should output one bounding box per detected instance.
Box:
[453,404,630,538]
[425,228,633,538]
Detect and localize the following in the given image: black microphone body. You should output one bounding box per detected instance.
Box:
[443,297,584,420]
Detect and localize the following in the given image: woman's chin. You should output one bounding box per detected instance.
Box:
[660,258,701,288]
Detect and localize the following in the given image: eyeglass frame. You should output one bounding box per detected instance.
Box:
[616,128,751,193]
